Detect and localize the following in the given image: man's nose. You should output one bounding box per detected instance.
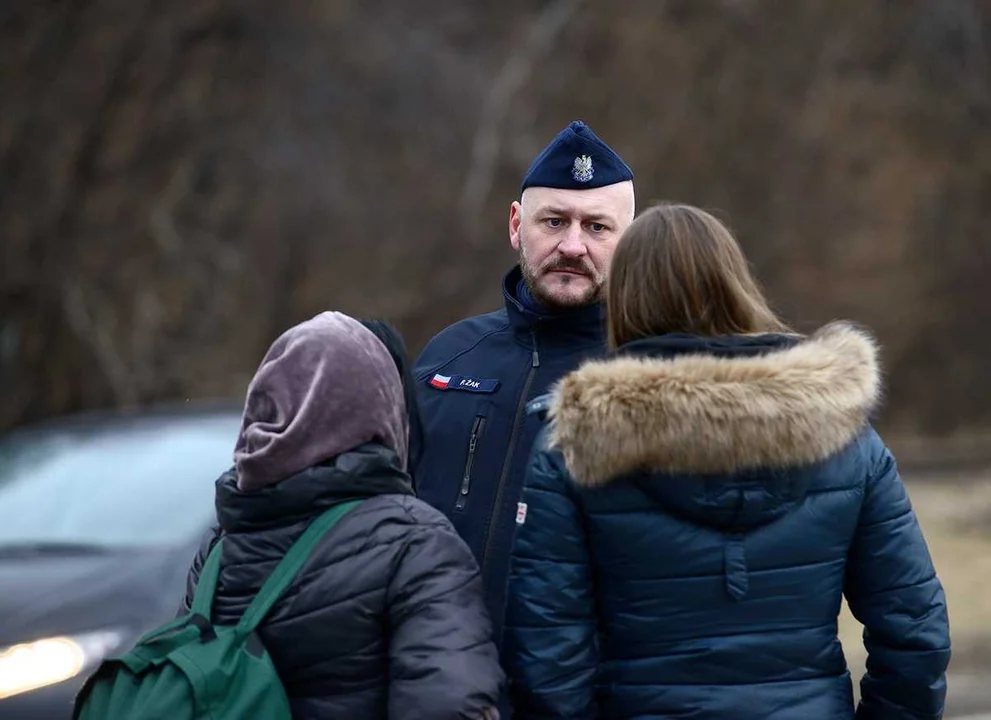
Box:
[557,225,588,257]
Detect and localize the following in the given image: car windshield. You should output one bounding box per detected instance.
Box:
[0,412,241,549]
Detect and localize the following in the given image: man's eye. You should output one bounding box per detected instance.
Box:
[545,218,564,228]
[589,223,606,233]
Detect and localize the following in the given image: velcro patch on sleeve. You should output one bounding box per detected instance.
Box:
[428,373,500,394]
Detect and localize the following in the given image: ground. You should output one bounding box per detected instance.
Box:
[839,465,991,716]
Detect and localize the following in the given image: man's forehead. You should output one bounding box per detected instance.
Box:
[522,183,634,217]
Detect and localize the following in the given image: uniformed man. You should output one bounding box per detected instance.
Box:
[413,120,636,645]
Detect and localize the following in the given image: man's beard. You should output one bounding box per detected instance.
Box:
[518,239,605,309]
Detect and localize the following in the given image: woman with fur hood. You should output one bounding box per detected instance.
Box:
[502,204,950,719]
[181,311,503,719]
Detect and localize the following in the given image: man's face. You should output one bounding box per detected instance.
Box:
[509,182,635,309]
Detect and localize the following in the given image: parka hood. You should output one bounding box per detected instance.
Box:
[546,322,881,529]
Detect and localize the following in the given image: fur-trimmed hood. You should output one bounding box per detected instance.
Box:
[547,322,881,487]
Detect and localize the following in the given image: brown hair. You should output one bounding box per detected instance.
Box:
[607,203,790,349]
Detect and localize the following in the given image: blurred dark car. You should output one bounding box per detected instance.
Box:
[0,403,242,719]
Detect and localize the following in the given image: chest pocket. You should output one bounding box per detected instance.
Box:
[454,403,491,512]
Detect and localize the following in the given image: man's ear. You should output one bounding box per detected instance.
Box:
[509,201,523,252]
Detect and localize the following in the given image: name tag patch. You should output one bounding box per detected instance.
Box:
[428,373,500,394]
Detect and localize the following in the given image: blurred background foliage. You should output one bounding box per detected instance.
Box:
[2,0,990,446]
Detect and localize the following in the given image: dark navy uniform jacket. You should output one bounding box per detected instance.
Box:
[412,265,606,644]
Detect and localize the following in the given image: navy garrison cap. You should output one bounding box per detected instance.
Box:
[520,120,633,193]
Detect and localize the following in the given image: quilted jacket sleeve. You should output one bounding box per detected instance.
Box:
[387,518,504,720]
[845,431,951,719]
[503,437,598,720]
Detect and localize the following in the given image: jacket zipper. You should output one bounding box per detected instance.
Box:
[481,330,540,580]
[455,415,486,511]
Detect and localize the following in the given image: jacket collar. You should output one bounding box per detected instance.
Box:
[501,265,606,347]
[547,323,881,486]
[617,331,800,360]
[215,443,413,533]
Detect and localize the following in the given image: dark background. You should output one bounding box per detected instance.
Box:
[3,0,990,446]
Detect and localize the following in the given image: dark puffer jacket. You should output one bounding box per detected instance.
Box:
[503,324,950,719]
[182,444,504,719]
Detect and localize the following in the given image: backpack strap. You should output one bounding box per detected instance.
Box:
[189,536,225,619]
[235,499,362,635]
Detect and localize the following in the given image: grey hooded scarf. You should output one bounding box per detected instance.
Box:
[234,311,408,491]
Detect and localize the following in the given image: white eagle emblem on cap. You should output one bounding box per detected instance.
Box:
[572,154,594,183]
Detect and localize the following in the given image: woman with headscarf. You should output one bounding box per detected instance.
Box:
[181,311,503,719]
[502,204,950,719]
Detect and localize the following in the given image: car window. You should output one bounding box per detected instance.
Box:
[0,414,241,548]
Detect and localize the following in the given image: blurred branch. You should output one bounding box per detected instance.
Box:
[953,0,990,108]
[44,0,158,289]
[62,282,138,409]
[130,287,165,395]
[147,156,247,393]
[460,0,587,240]
[151,158,244,274]
[916,0,991,109]
[0,317,28,429]
[150,161,194,259]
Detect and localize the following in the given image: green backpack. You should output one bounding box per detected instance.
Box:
[73,500,362,720]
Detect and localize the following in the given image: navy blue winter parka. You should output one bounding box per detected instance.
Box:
[412,266,607,644]
[503,323,951,719]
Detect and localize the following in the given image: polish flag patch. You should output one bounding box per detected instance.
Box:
[516,502,528,525]
[429,373,451,389]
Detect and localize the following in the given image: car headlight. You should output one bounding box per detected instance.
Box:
[0,630,124,700]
